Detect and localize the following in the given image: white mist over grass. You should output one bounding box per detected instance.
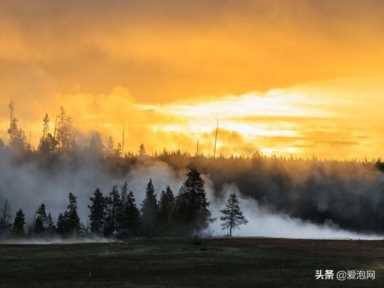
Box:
[0,151,184,224]
[1,150,382,241]
[208,184,383,240]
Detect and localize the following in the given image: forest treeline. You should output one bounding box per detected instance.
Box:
[0,168,246,239]
[2,103,384,235]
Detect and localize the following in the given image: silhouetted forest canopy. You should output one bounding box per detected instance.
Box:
[1,103,384,239]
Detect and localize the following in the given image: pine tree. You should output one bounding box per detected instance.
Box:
[117,182,128,233]
[12,209,25,237]
[7,101,27,152]
[56,107,75,152]
[141,179,158,237]
[34,203,48,234]
[158,186,175,234]
[220,193,248,237]
[103,186,122,236]
[38,113,58,154]
[56,213,66,236]
[88,188,106,235]
[175,168,211,235]
[60,193,80,236]
[66,192,80,235]
[119,191,140,237]
[0,200,11,235]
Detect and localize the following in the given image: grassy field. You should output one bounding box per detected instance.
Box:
[0,237,384,288]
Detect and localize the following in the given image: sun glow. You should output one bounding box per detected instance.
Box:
[134,90,335,157]
[142,91,331,119]
[130,80,384,159]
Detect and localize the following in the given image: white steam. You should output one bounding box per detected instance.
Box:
[208,184,382,240]
[0,149,382,240]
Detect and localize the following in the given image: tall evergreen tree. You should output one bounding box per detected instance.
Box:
[175,168,211,234]
[88,188,106,234]
[63,193,80,236]
[56,213,66,236]
[67,192,80,234]
[141,179,158,237]
[34,203,48,234]
[103,186,122,236]
[7,101,27,152]
[12,209,25,237]
[158,186,175,234]
[220,193,248,237]
[0,200,11,235]
[56,107,75,152]
[38,113,58,154]
[119,191,140,237]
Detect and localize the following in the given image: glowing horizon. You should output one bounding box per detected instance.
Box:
[0,80,383,160]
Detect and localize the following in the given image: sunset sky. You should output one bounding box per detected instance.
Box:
[1,0,384,159]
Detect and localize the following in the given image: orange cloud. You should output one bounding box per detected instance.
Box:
[1,1,384,159]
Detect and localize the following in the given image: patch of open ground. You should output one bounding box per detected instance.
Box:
[0,238,383,287]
